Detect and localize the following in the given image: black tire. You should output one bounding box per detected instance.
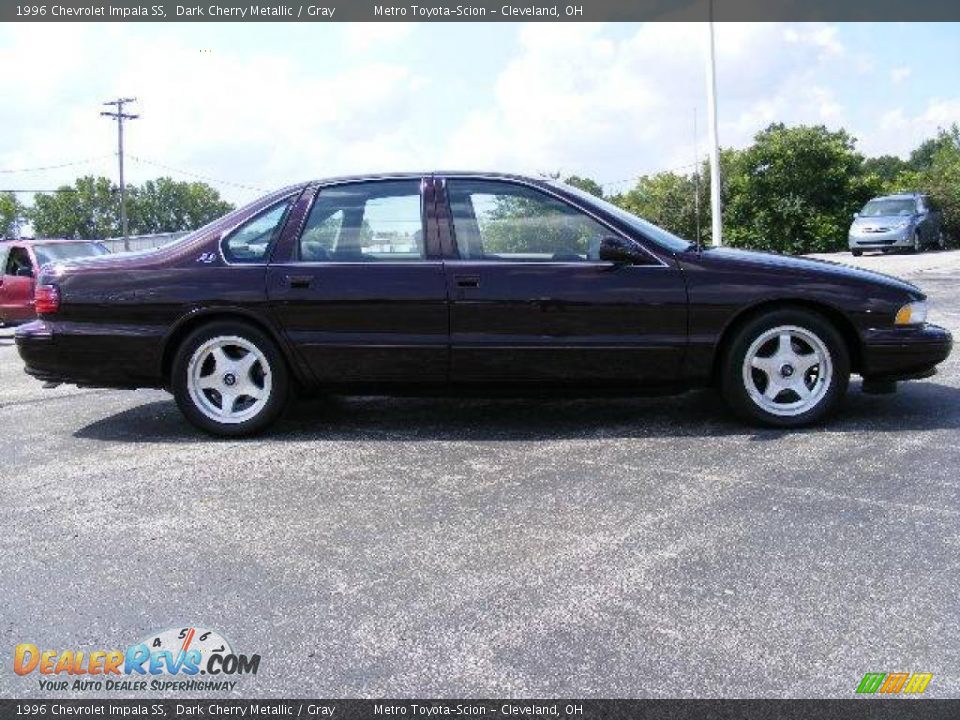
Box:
[720,308,850,428]
[851,249,863,257]
[171,320,289,437]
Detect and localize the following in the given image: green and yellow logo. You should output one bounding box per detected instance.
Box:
[856,672,933,695]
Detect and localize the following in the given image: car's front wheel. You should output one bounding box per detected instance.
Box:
[721,309,850,427]
[851,249,863,257]
[912,230,923,253]
[172,321,289,436]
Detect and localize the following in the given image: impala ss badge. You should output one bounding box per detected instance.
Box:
[196,252,217,264]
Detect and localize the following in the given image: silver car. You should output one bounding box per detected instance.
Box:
[848,192,945,256]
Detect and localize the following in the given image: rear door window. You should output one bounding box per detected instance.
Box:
[297,180,425,262]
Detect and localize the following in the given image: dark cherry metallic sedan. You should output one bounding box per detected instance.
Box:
[15,173,953,436]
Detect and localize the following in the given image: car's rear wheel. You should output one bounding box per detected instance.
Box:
[721,309,849,427]
[172,321,288,436]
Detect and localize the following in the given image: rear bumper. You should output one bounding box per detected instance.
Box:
[860,323,952,381]
[15,319,164,389]
[0,305,35,325]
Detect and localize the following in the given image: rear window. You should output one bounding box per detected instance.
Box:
[34,242,109,267]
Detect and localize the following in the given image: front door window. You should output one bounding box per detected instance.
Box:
[446,179,611,262]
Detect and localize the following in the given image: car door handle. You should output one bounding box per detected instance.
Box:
[286,274,313,289]
[454,274,480,288]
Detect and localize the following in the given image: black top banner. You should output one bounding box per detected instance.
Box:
[1,0,959,22]
[1,700,960,720]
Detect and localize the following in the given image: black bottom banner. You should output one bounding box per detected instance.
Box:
[1,700,959,720]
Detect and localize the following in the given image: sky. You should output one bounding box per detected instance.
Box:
[0,22,958,206]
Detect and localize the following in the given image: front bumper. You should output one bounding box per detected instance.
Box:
[860,323,952,381]
[848,228,912,249]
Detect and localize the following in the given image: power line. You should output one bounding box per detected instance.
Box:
[0,156,111,174]
[0,188,80,193]
[599,161,702,190]
[127,155,266,193]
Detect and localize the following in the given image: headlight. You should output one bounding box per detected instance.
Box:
[895,301,928,325]
[894,219,911,229]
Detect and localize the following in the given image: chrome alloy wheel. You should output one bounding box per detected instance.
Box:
[741,325,833,417]
[186,335,272,424]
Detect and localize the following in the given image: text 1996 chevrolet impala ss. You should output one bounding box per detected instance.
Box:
[15,172,953,436]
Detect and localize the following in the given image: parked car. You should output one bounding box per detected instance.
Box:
[15,173,953,435]
[848,192,945,256]
[0,239,109,325]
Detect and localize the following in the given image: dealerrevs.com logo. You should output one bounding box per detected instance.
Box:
[855,672,933,695]
[14,626,260,692]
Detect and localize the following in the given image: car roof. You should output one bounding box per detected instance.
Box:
[871,193,923,201]
[0,238,105,246]
[307,170,551,186]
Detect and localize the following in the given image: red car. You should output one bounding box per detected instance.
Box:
[0,239,109,325]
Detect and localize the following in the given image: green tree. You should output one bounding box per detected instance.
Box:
[28,175,234,239]
[908,126,960,171]
[893,126,960,242]
[722,124,880,254]
[0,192,26,238]
[29,176,120,239]
[128,177,233,235]
[863,155,909,185]
[609,166,708,242]
[563,175,604,197]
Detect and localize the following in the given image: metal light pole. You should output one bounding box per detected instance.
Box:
[704,6,723,246]
[101,97,138,251]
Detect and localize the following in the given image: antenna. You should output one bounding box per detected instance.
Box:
[694,107,701,251]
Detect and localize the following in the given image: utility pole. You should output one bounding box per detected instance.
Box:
[704,3,723,246]
[101,97,138,251]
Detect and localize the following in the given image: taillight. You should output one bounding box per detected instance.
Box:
[34,284,60,314]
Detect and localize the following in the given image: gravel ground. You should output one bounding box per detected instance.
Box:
[1,249,958,699]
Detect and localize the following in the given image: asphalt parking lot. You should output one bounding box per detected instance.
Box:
[1,250,958,699]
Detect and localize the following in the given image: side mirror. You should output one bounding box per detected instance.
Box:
[16,266,34,278]
[852,212,859,219]
[598,236,646,264]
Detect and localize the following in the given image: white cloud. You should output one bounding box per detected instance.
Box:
[443,22,873,190]
[862,98,960,158]
[891,66,912,84]
[1,22,957,207]
[0,24,431,203]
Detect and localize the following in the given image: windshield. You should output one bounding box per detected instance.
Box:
[34,242,109,266]
[860,199,916,217]
[552,182,694,253]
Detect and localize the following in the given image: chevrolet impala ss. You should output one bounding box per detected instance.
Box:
[15,173,952,436]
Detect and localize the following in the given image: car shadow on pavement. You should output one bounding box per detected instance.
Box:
[73,381,960,444]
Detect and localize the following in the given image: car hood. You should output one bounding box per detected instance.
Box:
[852,215,912,227]
[697,246,922,296]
